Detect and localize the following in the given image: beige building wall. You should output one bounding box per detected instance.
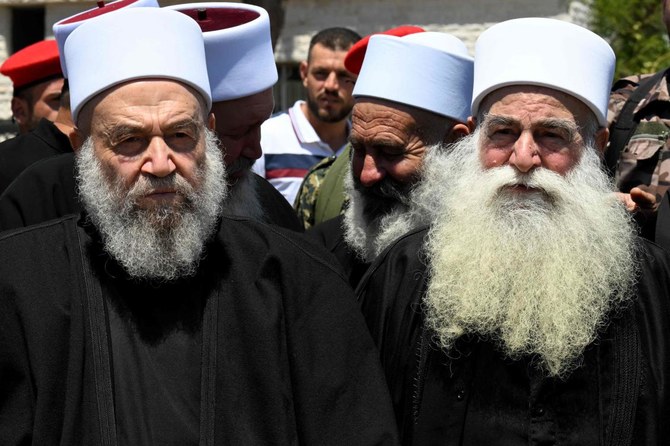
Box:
[275,0,591,62]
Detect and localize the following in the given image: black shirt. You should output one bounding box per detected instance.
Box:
[0,118,73,195]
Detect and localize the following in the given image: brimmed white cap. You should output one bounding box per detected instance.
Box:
[472,17,615,127]
[353,32,473,122]
[166,2,278,102]
[53,0,159,78]
[65,8,211,124]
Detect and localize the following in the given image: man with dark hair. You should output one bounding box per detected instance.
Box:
[254,27,361,205]
[0,39,68,194]
[0,39,63,136]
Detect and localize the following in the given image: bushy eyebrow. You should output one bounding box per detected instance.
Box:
[481,114,517,130]
[482,114,578,141]
[536,118,579,140]
[102,118,201,143]
[349,135,403,152]
[103,123,143,144]
[168,118,201,136]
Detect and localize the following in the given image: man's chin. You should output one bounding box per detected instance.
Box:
[226,168,250,185]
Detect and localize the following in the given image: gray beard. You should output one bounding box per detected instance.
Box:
[76,128,228,282]
[423,130,638,378]
[342,145,449,263]
[222,171,265,222]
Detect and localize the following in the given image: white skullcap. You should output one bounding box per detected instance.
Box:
[472,17,615,127]
[353,32,473,122]
[65,8,211,124]
[166,2,278,102]
[53,0,159,78]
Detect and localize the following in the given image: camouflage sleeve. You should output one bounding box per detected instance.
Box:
[294,156,337,230]
[608,72,670,203]
[607,75,643,127]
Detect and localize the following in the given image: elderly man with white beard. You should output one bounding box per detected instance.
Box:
[0,8,399,445]
[357,17,670,445]
[308,29,473,287]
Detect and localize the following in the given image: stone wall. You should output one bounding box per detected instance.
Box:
[275,0,590,62]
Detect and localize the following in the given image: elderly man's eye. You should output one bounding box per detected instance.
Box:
[116,136,143,146]
[166,131,197,151]
[537,130,569,143]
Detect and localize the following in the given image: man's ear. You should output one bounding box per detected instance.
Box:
[444,123,470,144]
[595,127,609,154]
[68,128,85,153]
[11,97,29,128]
[208,112,216,131]
[299,60,309,87]
[466,116,477,133]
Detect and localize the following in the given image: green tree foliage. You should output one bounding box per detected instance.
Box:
[590,0,670,79]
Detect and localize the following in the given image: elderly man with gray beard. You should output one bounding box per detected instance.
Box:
[0,8,399,445]
[0,1,303,233]
[308,28,473,287]
[358,18,670,445]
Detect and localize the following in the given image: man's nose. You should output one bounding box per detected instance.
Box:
[509,132,541,173]
[324,71,339,91]
[358,154,385,187]
[140,137,177,177]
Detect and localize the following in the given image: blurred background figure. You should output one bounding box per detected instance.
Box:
[254,26,361,205]
[0,39,62,135]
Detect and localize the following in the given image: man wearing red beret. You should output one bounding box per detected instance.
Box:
[0,39,69,195]
[0,39,64,135]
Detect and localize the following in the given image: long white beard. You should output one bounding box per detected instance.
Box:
[222,171,265,222]
[343,145,449,262]
[423,130,638,378]
[76,128,228,282]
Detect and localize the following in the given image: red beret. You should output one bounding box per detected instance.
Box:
[0,39,62,90]
[344,25,425,74]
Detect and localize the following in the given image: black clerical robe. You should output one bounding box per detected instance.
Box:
[0,154,303,233]
[0,118,72,195]
[307,215,370,289]
[358,226,670,445]
[0,215,398,445]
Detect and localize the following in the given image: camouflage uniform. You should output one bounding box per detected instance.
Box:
[608,72,670,203]
[294,154,338,229]
[294,144,351,230]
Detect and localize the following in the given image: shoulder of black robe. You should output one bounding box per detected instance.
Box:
[0,214,399,445]
[0,119,73,195]
[307,214,371,289]
[250,172,304,232]
[357,226,670,444]
[0,153,79,232]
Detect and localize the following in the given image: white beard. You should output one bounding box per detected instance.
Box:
[76,128,228,282]
[222,171,265,222]
[423,130,638,378]
[343,145,449,262]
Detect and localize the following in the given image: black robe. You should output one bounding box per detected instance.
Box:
[357,226,670,445]
[0,214,399,445]
[307,215,370,289]
[0,118,73,195]
[0,153,303,233]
